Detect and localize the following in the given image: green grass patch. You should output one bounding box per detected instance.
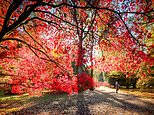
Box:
[0,93,69,114]
[27,93,68,103]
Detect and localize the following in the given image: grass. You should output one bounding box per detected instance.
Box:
[0,94,31,114]
[120,88,154,99]
[0,92,68,114]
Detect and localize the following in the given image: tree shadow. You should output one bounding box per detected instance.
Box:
[89,89,154,114]
[75,92,91,115]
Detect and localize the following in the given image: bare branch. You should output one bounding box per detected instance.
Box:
[33,10,84,31]
[2,1,22,29]
[38,1,152,17]
[0,73,16,76]
[23,25,44,50]
[118,14,139,44]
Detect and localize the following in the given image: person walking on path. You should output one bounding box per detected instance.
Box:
[115,81,120,93]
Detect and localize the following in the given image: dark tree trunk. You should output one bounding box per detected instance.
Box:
[126,78,129,89]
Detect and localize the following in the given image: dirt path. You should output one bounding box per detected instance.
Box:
[5,87,154,115]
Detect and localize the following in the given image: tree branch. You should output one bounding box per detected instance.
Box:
[33,10,84,31]
[23,25,44,50]
[2,37,73,76]
[38,1,152,18]
[118,14,139,44]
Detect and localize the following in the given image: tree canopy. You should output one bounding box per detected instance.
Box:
[0,0,154,95]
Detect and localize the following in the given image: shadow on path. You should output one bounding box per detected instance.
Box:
[93,89,154,114]
[6,87,154,115]
[76,93,91,115]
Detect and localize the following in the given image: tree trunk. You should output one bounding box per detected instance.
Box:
[90,43,93,77]
[77,36,84,74]
[126,77,129,89]
[132,78,137,88]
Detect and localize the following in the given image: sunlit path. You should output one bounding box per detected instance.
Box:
[4,86,153,115]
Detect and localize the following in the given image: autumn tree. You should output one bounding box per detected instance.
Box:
[0,0,154,94]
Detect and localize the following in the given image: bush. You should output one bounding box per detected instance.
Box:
[10,73,95,96]
[47,72,94,95]
[136,77,154,89]
[78,72,94,91]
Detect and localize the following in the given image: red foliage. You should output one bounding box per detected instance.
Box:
[44,73,94,95]
[0,0,153,96]
[10,73,95,95]
[78,72,95,91]
[47,76,78,95]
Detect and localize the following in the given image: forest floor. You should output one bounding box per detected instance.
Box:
[0,86,154,115]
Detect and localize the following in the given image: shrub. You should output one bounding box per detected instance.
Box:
[78,72,94,91]
[10,73,95,95]
[136,76,154,89]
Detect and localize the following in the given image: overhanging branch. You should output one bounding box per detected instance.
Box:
[2,37,73,76]
[118,14,140,44]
